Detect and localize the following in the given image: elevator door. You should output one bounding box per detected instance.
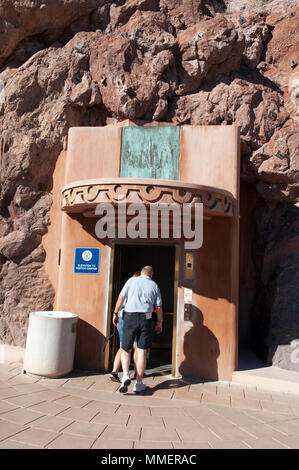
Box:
[110,243,176,374]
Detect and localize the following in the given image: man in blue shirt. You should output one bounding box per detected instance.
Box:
[113,265,163,393]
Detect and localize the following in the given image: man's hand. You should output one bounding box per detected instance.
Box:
[155,321,163,334]
[112,313,119,327]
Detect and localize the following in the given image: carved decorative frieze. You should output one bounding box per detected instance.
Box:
[61,178,234,216]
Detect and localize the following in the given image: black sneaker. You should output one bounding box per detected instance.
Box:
[109,372,121,383]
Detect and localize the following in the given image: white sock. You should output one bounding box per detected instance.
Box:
[123,372,130,380]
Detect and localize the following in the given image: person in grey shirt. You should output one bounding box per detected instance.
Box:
[113,265,163,393]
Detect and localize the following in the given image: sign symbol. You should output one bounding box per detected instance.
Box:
[82,250,92,262]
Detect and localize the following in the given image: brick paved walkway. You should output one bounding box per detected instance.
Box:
[0,361,299,449]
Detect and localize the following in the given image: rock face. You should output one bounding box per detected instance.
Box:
[0,0,298,370]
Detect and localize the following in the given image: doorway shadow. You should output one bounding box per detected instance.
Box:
[179,308,220,381]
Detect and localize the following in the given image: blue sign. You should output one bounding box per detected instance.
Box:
[74,247,100,274]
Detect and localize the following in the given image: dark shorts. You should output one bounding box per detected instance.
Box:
[117,317,137,345]
[121,312,152,351]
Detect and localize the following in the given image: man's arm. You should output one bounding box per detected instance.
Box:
[112,294,126,326]
[155,305,163,334]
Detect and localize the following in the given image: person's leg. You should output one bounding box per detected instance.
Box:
[135,348,147,382]
[133,317,152,392]
[133,342,138,374]
[119,314,138,393]
[112,347,122,373]
[109,317,124,382]
[121,348,132,376]
[109,347,122,382]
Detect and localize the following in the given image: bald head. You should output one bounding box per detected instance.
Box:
[141,265,154,277]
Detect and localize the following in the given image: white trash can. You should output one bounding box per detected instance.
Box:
[23,311,78,378]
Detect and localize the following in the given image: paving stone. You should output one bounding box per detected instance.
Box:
[61,421,106,438]
[28,401,71,416]
[11,383,48,394]
[127,414,164,427]
[39,378,70,387]
[91,412,129,426]
[141,425,180,442]
[218,411,265,427]
[88,381,120,393]
[83,400,120,413]
[0,388,24,400]
[238,423,288,440]
[11,427,60,447]
[201,382,219,393]
[0,419,27,441]
[216,381,231,389]
[244,390,273,401]
[201,393,230,406]
[260,400,293,415]
[147,388,175,399]
[100,424,141,441]
[216,387,245,399]
[0,401,19,414]
[150,406,189,417]
[7,375,42,385]
[134,441,174,449]
[47,433,95,449]
[248,410,292,424]
[270,435,299,449]
[92,438,134,449]
[0,364,13,373]
[1,408,44,425]
[30,415,75,432]
[242,437,288,449]
[270,392,299,405]
[175,424,219,442]
[4,393,49,408]
[231,397,262,411]
[57,406,99,422]
[172,389,202,402]
[173,441,212,449]
[162,415,198,428]
[183,406,217,417]
[54,395,92,408]
[8,374,42,390]
[116,405,151,416]
[30,390,68,401]
[0,439,41,449]
[209,439,250,449]
[63,378,96,390]
[193,415,231,428]
[266,419,299,436]
[0,381,13,390]
[207,423,254,440]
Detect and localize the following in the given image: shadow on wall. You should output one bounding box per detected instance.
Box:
[74,318,106,370]
[179,308,220,380]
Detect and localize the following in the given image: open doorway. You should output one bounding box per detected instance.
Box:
[108,243,177,375]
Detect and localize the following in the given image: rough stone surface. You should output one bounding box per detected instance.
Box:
[251,201,299,371]
[0,0,298,370]
[0,0,100,65]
